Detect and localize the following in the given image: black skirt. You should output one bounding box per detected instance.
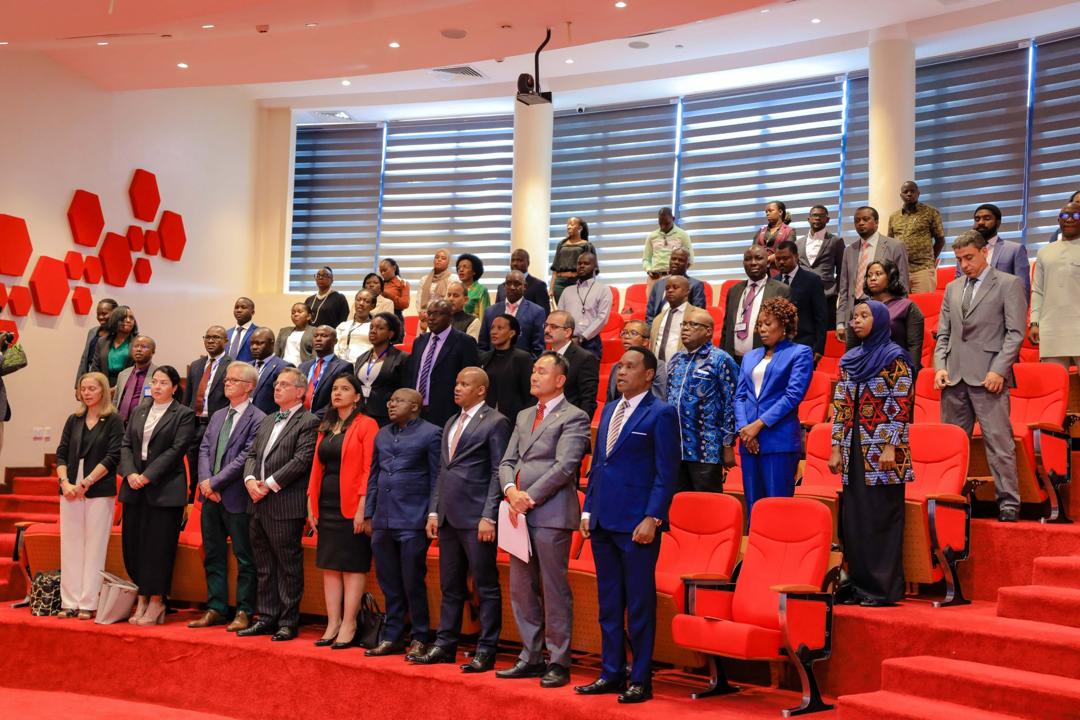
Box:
[315,432,372,573]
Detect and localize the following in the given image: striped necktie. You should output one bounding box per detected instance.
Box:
[605,400,629,456]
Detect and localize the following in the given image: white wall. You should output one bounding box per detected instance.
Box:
[0,52,267,473]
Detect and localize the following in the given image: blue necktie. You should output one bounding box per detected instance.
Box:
[417,334,440,404]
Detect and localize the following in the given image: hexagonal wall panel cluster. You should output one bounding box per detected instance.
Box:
[67,190,105,248]
[0,214,33,277]
[99,232,133,287]
[28,256,69,316]
[129,169,161,223]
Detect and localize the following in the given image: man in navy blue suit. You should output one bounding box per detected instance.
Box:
[406,299,481,427]
[575,347,679,704]
[773,240,828,358]
[955,204,1030,297]
[225,297,260,363]
[496,249,550,309]
[479,271,546,358]
[247,328,294,415]
[297,326,351,419]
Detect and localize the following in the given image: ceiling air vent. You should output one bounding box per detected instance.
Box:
[432,65,486,79]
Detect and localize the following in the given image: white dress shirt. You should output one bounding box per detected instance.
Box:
[229,323,251,358]
[283,330,305,366]
[141,400,173,461]
[249,403,302,492]
[803,229,826,265]
[733,278,768,358]
[198,352,226,418]
[654,302,687,364]
[778,265,800,287]
[223,399,251,442]
[557,277,613,342]
[504,299,521,317]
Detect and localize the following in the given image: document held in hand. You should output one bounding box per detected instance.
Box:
[497,500,532,562]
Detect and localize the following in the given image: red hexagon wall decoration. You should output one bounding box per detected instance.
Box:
[99,232,133,287]
[133,257,153,284]
[144,229,160,256]
[64,251,84,280]
[0,214,33,277]
[0,284,7,309]
[0,320,16,343]
[71,286,93,315]
[28,256,69,316]
[129,169,161,223]
[127,225,145,251]
[83,255,103,284]
[158,211,186,261]
[7,285,31,316]
[67,190,105,248]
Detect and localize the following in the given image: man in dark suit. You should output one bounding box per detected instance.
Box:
[496,248,550,310]
[225,297,260,363]
[720,245,790,364]
[797,205,845,328]
[189,362,266,632]
[182,326,233,498]
[606,319,652,402]
[645,248,707,325]
[479,271,546,358]
[836,206,910,343]
[248,327,294,416]
[414,368,511,671]
[773,240,827,358]
[956,204,1031,297]
[237,368,319,642]
[297,325,351,418]
[75,298,117,386]
[576,348,679,703]
[364,388,442,659]
[544,310,599,420]
[406,299,481,427]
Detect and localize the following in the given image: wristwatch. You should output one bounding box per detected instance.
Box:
[650,517,663,527]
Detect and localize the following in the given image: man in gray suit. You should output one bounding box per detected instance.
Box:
[720,245,790,364]
[934,230,1027,522]
[415,368,511,672]
[237,367,319,640]
[836,206,910,343]
[496,352,591,688]
[797,205,846,328]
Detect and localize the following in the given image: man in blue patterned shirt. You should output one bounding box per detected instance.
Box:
[666,307,738,493]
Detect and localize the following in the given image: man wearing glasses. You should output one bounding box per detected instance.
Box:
[543,311,598,420]
[666,308,738,493]
[182,326,234,499]
[1030,202,1080,369]
[797,206,845,328]
[605,320,653,402]
[189,362,266,631]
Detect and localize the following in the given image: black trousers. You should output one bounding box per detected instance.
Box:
[200,500,257,615]
[249,513,305,627]
[676,461,726,493]
[121,503,183,596]
[435,524,501,652]
[372,528,431,643]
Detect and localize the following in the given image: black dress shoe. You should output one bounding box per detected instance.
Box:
[495,660,548,679]
[405,639,428,661]
[365,639,407,657]
[271,626,297,641]
[313,637,336,647]
[461,651,495,673]
[411,644,456,664]
[540,664,571,688]
[574,676,627,695]
[859,598,896,608]
[618,682,653,704]
[998,507,1019,523]
[236,619,275,637]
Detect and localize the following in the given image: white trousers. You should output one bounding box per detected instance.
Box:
[59,495,115,611]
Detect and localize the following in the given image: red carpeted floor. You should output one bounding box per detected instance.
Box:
[0,687,234,720]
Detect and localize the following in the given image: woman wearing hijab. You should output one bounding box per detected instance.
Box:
[828,299,915,607]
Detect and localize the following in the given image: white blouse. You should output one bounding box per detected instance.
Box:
[336,319,373,363]
[283,330,305,366]
[141,400,173,461]
[752,356,772,398]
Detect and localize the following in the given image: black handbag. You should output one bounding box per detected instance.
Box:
[358,592,385,649]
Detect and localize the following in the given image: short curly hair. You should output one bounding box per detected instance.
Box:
[757,297,798,339]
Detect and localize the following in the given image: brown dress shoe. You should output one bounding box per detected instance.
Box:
[226,611,251,633]
[188,609,226,629]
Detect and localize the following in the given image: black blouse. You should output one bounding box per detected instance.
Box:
[305,291,350,329]
[480,347,535,423]
[55,413,124,498]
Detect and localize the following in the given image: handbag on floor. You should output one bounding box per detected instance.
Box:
[95,572,138,624]
[358,592,385,649]
[29,570,61,616]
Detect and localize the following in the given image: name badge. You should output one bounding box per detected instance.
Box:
[142,386,152,397]
[734,322,747,332]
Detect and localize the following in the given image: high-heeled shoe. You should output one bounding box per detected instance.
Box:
[331,633,358,650]
[136,604,165,626]
[314,635,337,647]
[56,609,78,619]
[129,604,147,625]
[77,610,94,621]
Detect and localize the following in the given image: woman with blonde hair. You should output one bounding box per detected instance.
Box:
[54,371,125,619]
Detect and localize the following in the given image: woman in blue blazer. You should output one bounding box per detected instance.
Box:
[735,298,814,516]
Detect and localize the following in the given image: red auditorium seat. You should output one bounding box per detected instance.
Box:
[817,330,846,379]
[913,367,940,423]
[795,423,841,540]
[936,265,955,291]
[909,292,942,334]
[903,423,971,607]
[178,493,204,547]
[707,306,725,347]
[600,300,625,340]
[798,371,833,428]
[656,492,743,612]
[622,283,648,319]
[671,497,836,716]
[600,337,624,364]
[597,365,612,402]
[404,315,419,340]
[717,279,740,311]
[701,280,714,308]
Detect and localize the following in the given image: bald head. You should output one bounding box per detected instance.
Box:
[455,366,490,409]
[249,327,276,361]
[680,307,714,352]
[665,274,691,308]
[504,270,526,304]
[388,388,423,427]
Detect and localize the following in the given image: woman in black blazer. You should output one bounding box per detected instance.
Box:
[480,314,534,423]
[55,371,125,619]
[118,365,196,626]
[90,305,139,389]
[354,313,408,427]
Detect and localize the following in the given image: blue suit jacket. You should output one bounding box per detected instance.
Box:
[365,419,442,531]
[584,393,679,532]
[734,340,814,454]
[955,239,1030,298]
[298,354,352,419]
[477,298,546,358]
[197,403,266,513]
[646,276,707,325]
[250,355,294,416]
[226,325,260,363]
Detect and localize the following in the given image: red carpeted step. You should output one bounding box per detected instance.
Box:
[838,691,1022,720]
[0,558,25,601]
[997,584,1080,628]
[0,513,58,535]
[880,655,1080,720]
[8,476,59,496]
[957,520,1080,602]
[0,494,60,516]
[0,533,15,557]
[1033,555,1080,589]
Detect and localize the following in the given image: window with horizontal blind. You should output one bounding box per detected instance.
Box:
[378,115,515,287]
[1028,35,1080,248]
[839,75,869,238]
[678,77,846,282]
[289,124,384,292]
[911,48,1029,256]
[548,103,678,283]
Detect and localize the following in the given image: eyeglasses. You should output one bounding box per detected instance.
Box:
[620,329,645,338]
[680,321,710,330]
[1059,212,1080,221]
[224,378,252,385]
[202,335,226,341]
[543,323,570,331]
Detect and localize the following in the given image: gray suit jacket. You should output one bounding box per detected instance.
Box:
[430,405,511,528]
[113,363,157,414]
[243,408,319,520]
[498,399,590,530]
[954,239,1030,299]
[797,232,846,297]
[836,234,910,327]
[934,268,1027,388]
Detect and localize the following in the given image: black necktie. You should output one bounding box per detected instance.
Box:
[782,274,791,285]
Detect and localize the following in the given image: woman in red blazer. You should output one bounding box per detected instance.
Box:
[307,372,378,649]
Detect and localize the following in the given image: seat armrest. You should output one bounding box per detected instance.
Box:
[928,495,971,560]
[682,575,736,617]
[13,521,34,530]
[681,572,731,583]
[778,588,834,660]
[925,493,967,505]
[1036,422,1068,438]
[771,584,819,594]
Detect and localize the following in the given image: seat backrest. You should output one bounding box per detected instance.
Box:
[798,371,833,425]
[718,279,740,311]
[799,423,839,493]
[600,299,625,338]
[601,337,624,364]
[823,330,845,359]
[701,281,714,308]
[913,367,940,424]
[570,490,587,558]
[623,283,648,313]
[905,423,969,501]
[658,492,743,578]
[910,292,942,325]
[732,498,832,630]
[1010,362,1068,428]
[404,315,419,340]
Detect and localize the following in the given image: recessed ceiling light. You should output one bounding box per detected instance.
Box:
[565,58,574,64]
[97,41,109,46]
[760,8,770,13]
[176,62,189,69]
[441,28,467,39]
[615,1,627,7]
[388,41,400,48]
[811,17,822,23]
[201,24,215,30]
[305,22,318,28]
[0,41,8,46]
[341,79,351,86]
[628,40,649,49]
